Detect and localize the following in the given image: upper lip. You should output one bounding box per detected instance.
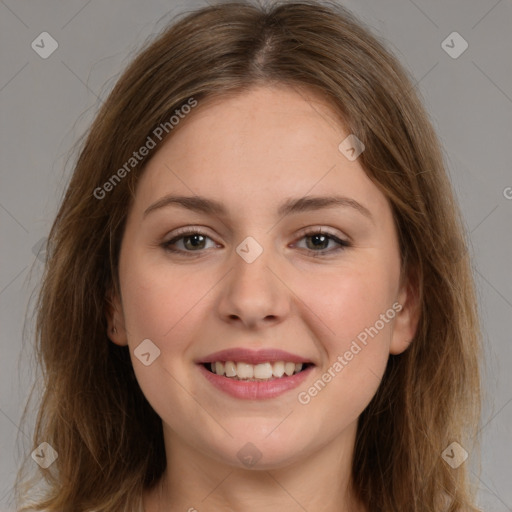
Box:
[197,348,313,365]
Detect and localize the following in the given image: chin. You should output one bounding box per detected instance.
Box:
[205,431,310,470]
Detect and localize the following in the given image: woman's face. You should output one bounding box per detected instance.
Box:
[109,85,418,470]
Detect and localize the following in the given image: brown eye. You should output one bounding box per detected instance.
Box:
[162,230,217,253]
[294,230,350,257]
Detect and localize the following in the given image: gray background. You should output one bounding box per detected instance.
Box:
[1,0,511,510]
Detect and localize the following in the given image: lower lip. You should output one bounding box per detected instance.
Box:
[198,364,314,400]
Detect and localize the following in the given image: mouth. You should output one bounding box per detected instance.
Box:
[196,348,316,399]
[202,361,314,381]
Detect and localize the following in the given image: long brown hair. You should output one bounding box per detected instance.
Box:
[15,1,483,510]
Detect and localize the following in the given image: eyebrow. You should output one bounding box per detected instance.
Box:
[143,194,374,223]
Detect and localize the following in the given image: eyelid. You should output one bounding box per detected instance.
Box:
[165,225,213,239]
[164,225,349,243]
[294,225,350,243]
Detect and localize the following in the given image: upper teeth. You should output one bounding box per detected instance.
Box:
[210,361,304,380]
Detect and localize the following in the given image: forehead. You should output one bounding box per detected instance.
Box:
[131,85,388,220]
[169,84,348,160]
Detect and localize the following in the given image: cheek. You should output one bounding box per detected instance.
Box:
[120,252,210,343]
[293,260,398,409]
[119,257,211,414]
[299,261,398,349]
[304,262,398,410]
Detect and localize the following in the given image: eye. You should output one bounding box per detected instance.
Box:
[161,227,351,256]
[293,228,351,257]
[161,229,217,254]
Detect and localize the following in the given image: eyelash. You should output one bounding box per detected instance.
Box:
[161,227,351,257]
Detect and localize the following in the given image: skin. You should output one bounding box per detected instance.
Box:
[107,84,419,512]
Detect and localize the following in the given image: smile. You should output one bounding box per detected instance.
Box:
[206,361,311,380]
[197,347,315,399]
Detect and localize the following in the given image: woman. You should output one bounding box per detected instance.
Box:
[15,1,483,511]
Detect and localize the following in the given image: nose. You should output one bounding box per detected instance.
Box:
[217,240,291,330]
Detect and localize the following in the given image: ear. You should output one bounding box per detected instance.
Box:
[389,268,421,355]
[105,287,128,347]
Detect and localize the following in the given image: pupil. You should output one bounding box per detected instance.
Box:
[308,234,327,250]
[186,234,204,249]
